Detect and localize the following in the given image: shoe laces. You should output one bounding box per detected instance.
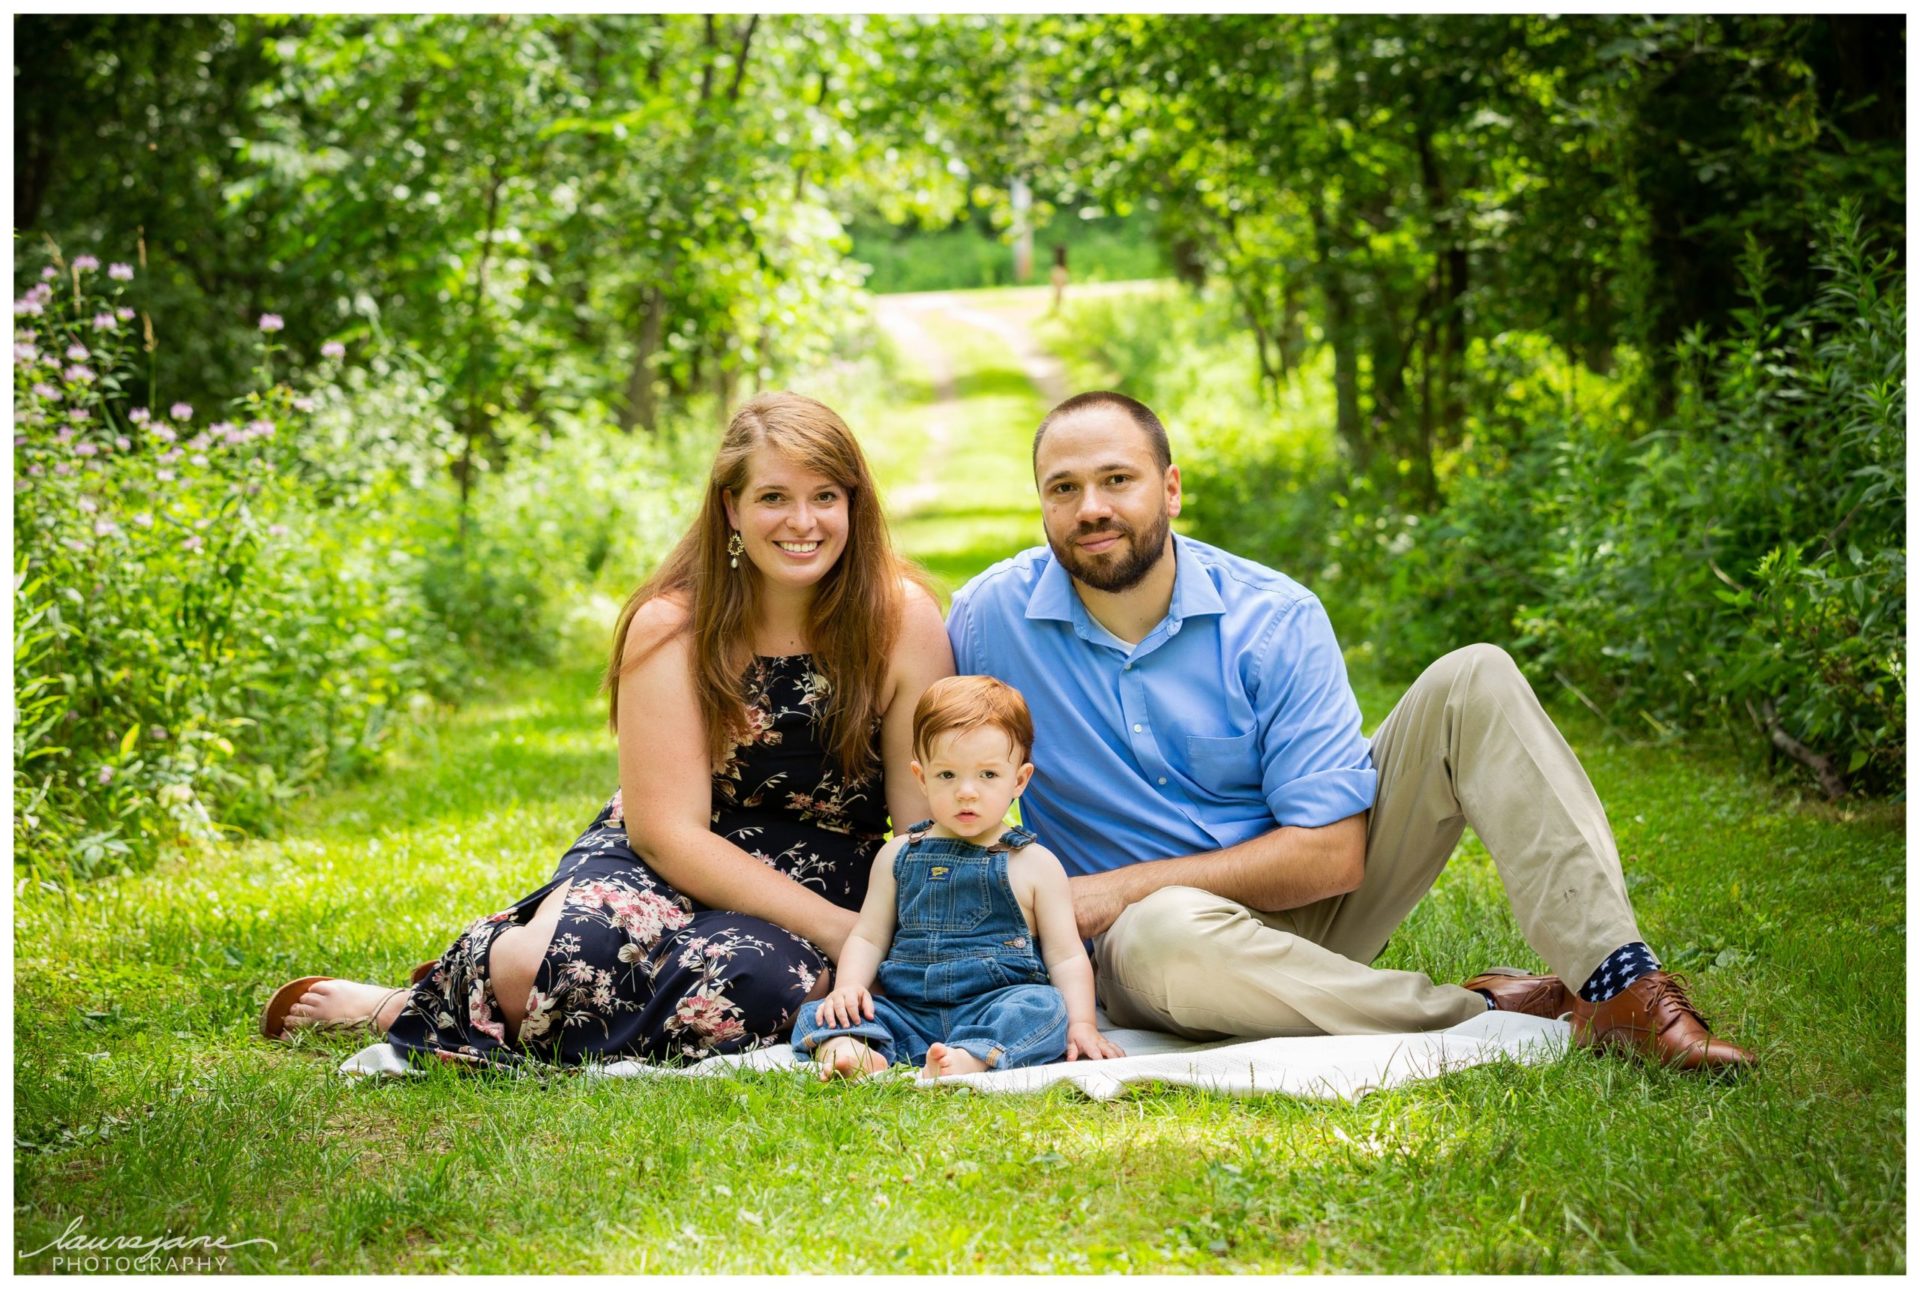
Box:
[1643,971,1713,1032]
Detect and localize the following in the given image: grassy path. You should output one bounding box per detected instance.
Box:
[13,293,1905,1273]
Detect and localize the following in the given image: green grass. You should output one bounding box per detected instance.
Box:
[14,289,1905,1273]
[851,211,1165,295]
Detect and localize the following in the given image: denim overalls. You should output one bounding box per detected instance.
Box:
[790,821,1069,1070]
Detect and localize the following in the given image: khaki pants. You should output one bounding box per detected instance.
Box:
[1093,644,1643,1038]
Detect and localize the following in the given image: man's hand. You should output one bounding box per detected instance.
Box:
[1064,1021,1126,1061]
[1069,871,1131,940]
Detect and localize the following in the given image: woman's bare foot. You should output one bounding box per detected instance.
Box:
[922,1041,988,1079]
[813,1036,888,1081]
[283,980,409,1034]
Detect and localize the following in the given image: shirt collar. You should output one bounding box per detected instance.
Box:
[1023,534,1226,629]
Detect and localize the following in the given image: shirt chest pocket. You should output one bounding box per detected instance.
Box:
[1184,729,1262,799]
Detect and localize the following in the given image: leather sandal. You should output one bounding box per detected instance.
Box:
[260,976,411,1042]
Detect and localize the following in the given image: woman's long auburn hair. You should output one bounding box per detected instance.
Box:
[604,391,926,779]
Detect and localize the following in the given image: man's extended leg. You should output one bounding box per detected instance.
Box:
[1093,885,1486,1039]
[1091,642,1611,1040]
[1303,642,1748,1069]
[1299,642,1642,989]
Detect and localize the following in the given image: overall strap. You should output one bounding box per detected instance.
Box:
[987,825,1037,854]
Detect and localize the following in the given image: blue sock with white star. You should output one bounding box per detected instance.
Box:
[1577,942,1661,1004]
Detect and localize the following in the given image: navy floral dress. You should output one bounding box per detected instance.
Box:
[383,654,889,1069]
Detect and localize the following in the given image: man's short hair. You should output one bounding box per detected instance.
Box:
[1031,390,1173,474]
[912,675,1035,764]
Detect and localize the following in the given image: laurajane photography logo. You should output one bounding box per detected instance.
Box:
[21,1216,279,1272]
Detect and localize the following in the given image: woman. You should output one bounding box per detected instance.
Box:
[263,392,954,1066]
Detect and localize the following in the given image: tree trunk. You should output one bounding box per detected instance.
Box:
[620,284,666,433]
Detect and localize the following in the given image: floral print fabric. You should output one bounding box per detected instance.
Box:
[384,654,888,1069]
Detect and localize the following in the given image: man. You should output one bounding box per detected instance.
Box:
[945,390,1752,1071]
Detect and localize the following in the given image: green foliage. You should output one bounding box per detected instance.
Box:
[11,258,461,878]
[851,210,1166,294]
[10,253,701,882]
[1489,208,1906,794]
[1086,211,1904,797]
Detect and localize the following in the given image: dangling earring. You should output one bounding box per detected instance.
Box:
[727,531,745,569]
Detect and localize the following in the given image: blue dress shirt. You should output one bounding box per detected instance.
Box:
[946,535,1377,878]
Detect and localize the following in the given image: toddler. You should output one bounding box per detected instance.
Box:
[791,675,1126,1079]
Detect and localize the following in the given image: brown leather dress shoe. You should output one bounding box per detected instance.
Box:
[1570,971,1754,1072]
[1461,967,1574,1019]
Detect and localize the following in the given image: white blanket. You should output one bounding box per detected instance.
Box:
[339,1011,1567,1102]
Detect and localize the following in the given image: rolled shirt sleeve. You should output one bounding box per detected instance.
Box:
[1255,597,1377,827]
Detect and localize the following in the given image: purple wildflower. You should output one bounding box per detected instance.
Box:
[150,726,167,740]
[28,464,44,476]
[129,407,151,424]
[76,496,97,513]
[72,255,100,272]
[156,469,175,482]
[207,423,234,444]
[246,419,275,439]
[32,382,60,400]
[258,313,284,333]
[190,453,209,468]
[75,442,98,457]
[29,283,53,303]
[115,307,135,321]
[93,518,119,537]
[170,403,193,421]
[108,263,134,281]
[292,397,315,413]
[158,448,181,464]
[188,434,210,451]
[12,298,45,317]
[268,524,289,537]
[182,534,204,553]
[151,424,177,443]
[53,462,73,476]
[98,766,114,785]
[39,266,57,281]
[115,436,130,451]
[65,343,90,361]
[320,340,346,360]
[134,513,154,529]
[63,365,96,383]
[14,342,37,362]
[69,408,90,422]
[92,312,118,331]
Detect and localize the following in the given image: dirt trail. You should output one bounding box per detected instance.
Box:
[872,295,960,516]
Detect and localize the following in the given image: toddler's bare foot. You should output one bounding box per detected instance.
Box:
[813,1036,887,1081]
[922,1041,988,1079]
[284,980,409,1034]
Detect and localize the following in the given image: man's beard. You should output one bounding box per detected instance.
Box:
[1046,506,1172,594]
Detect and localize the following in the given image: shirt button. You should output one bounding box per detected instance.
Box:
[1123,663,1133,672]
[1132,723,1143,733]
[1157,776,1167,786]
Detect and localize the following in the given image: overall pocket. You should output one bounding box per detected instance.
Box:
[897,859,991,933]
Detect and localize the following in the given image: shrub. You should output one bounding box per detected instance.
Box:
[11,253,467,878]
[1046,207,1904,797]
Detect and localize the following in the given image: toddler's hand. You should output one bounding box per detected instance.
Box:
[1063,1021,1125,1061]
[815,985,874,1030]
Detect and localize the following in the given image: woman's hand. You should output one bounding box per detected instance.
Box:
[1064,1021,1125,1061]
[813,983,876,1030]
